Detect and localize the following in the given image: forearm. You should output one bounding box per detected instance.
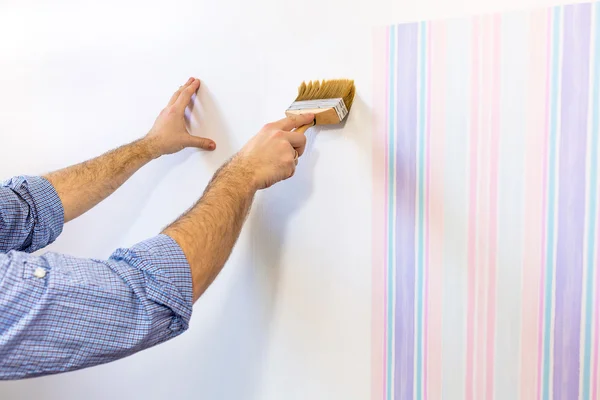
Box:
[163,157,256,301]
[45,138,156,222]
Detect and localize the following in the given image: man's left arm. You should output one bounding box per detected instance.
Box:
[45,77,214,223]
[0,78,213,254]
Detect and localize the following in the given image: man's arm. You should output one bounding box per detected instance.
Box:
[45,77,215,223]
[164,114,313,301]
[0,78,213,254]
[0,114,313,380]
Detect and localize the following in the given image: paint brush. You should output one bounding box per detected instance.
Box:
[285,79,356,134]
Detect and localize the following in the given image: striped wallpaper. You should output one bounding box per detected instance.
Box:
[372,2,600,399]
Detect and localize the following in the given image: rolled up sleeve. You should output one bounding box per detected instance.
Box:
[0,234,193,380]
[0,176,64,253]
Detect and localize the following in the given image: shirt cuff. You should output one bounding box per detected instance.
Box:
[4,176,65,249]
[109,234,193,329]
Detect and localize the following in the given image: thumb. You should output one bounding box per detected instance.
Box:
[186,135,216,151]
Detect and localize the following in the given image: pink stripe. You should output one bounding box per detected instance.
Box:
[476,16,493,400]
[593,197,600,400]
[423,20,432,400]
[372,26,388,400]
[520,10,549,400]
[466,16,481,400]
[485,15,501,400]
[426,20,446,400]
[536,9,553,400]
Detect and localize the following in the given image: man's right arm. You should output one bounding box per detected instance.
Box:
[164,113,314,301]
[0,114,313,380]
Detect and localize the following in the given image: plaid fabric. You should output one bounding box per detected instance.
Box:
[0,176,64,253]
[0,176,193,380]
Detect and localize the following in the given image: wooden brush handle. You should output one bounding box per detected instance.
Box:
[294,119,316,135]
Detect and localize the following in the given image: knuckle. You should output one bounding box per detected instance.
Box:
[280,144,292,155]
[263,123,275,131]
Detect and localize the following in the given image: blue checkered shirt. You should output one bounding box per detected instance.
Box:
[0,176,193,380]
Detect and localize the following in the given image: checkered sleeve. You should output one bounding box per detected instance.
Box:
[0,176,65,253]
[0,234,193,380]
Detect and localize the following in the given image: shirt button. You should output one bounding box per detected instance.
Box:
[33,267,47,278]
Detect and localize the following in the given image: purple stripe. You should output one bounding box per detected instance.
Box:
[394,22,418,400]
[553,4,591,399]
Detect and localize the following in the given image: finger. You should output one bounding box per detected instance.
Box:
[168,77,194,107]
[283,131,307,156]
[167,87,183,107]
[270,113,315,131]
[288,164,297,179]
[174,78,201,113]
[186,135,216,151]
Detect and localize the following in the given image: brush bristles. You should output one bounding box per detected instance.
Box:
[295,79,355,113]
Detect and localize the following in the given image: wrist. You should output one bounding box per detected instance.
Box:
[138,136,163,160]
[225,155,260,195]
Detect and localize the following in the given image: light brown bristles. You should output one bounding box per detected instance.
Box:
[295,79,356,113]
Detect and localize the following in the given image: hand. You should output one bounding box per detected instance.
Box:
[143,77,216,158]
[234,113,315,190]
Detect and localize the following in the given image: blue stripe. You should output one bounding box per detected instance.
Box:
[415,21,427,400]
[387,24,396,400]
[583,4,600,397]
[542,6,561,400]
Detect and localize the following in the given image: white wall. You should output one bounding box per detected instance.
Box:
[0,0,575,399]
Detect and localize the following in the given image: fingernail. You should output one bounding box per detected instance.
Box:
[187,77,194,83]
[209,142,216,150]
